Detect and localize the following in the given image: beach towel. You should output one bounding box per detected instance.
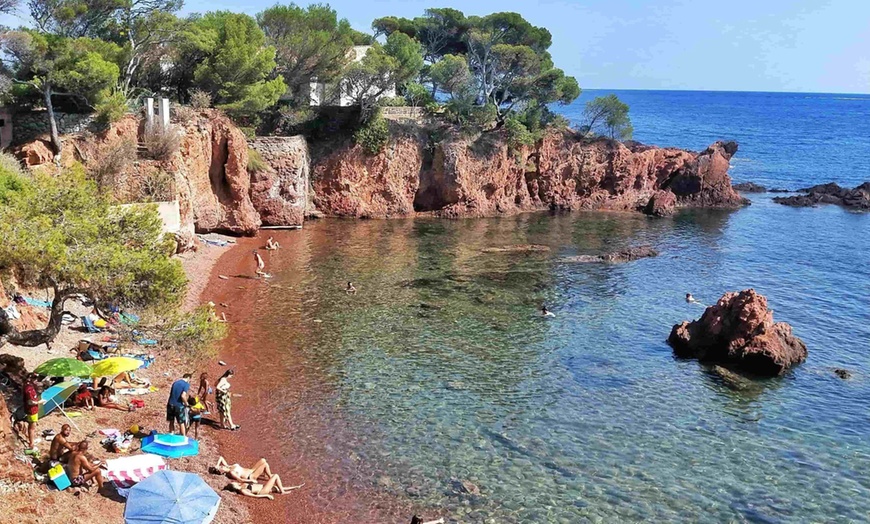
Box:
[120,312,140,326]
[23,297,51,308]
[117,388,151,396]
[121,354,155,368]
[81,316,101,333]
[104,454,166,488]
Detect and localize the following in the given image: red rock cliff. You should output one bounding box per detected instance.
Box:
[311,127,747,218]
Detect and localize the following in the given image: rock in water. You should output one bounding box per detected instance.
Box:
[644,190,677,217]
[733,182,767,193]
[668,289,807,376]
[773,182,870,211]
[564,246,659,264]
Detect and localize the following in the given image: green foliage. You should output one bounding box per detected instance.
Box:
[189,88,212,109]
[429,53,471,98]
[403,82,433,108]
[341,32,423,112]
[0,153,31,205]
[94,88,127,125]
[190,11,286,119]
[377,96,406,107]
[582,94,633,140]
[504,116,535,149]
[353,113,390,155]
[257,3,360,105]
[158,305,228,356]
[373,8,468,62]
[247,148,267,173]
[0,166,187,308]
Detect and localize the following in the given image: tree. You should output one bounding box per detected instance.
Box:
[189,11,286,118]
[257,3,363,105]
[340,31,422,114]
[0,30,121,153]
[429,53,471,98]
[582,94,633,140]
[111,0,183,94]
[0,0,17,14]
[0,166,186,348]
[374,8,467,63]
[27,0,125,38]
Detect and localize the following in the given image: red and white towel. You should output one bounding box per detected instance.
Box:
[103,454,167,488]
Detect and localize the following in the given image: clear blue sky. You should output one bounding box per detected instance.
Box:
[3,0,868,93]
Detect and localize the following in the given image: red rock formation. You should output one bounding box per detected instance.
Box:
[249,137,310,226]
[15,139,54,166]
[0,392,31,482]
[312,128,747,219]
[668,289,808,376]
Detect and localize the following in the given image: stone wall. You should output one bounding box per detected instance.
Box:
[248,136,311,227]
[381,106,425,123]
[13,111,95,144]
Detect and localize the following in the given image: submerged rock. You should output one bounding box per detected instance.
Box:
[733,182,767,193]
[833,368,852,380]
[481,244,551,253]
[449,478,481,496]
[564,246,659,264]
[773,182,870,211]
[668,289,808,376]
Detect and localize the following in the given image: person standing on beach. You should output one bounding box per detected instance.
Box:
[253,250,266,278]
[167,373,191,436]
[22,373,40,451]
[215,370,240,430]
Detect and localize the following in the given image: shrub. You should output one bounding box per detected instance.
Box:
[91,140,137,192]
[504,117,535,150]
[377,96,407,108]
[172,106,198,125]
[0,152,30,204]
[189,89,212,109]
[94,90,129,126]
[353,113,390,155]
[143,128,181,161]
[247,148,268,174]
[158,305,228,357]
[138,169,175,202]
[404,82,433,108]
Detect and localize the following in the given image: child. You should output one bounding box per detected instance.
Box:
[188,395,205,439]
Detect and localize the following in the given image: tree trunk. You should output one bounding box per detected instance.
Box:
[43,82,62,155]
[0,288,83,348]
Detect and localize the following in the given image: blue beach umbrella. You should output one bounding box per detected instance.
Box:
[38,380,79,418]
[124,470,220,524]
[140,432,200,459]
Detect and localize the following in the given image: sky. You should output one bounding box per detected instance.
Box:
[2,0,868,93]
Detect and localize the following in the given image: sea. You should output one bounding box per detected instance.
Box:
[225,90,870,523]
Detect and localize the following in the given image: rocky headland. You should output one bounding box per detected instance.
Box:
[16,115,748,244]
[773,182,870,210]
[668,289,808,376]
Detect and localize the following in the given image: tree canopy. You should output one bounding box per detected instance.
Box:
[582,94,633,140]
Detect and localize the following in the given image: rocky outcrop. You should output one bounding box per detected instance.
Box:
[312,127,747,219]
[564,246,659,264]
[249,136,311,226]
[0,392,31,482]
[15,139,54,167]
[733,182,767,193]
[773,182,870,211]
[668,289,808,376]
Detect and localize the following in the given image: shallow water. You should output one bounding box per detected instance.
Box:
[234,193,869,523]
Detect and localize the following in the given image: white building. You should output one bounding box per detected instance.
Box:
[308,46,396,107]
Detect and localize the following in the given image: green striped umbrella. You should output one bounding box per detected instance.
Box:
[33,358,93,378]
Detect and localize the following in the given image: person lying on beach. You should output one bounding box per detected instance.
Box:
[49,424,77,463]
[211,456,273,482]
[68,441,104,491]
[265,237,280,250]
[96,386,132,412]
[113,371,150,388]
[541,305,555,317]
[346,282,357,294]
[224,475,304,500]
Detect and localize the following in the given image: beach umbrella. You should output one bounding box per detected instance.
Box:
[124,470,220,524]
[140,433,200,459]
[34,358,92,378]
[90,357,142,378]
[38,380,82,431]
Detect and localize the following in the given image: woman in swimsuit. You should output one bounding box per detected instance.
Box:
[225,475,304,500]
[211,456,272,482]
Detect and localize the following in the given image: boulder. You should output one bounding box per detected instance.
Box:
[0,395,31,482]
[773,182,870,211]
[249,136,310,227]
[15,140,54,166]
[733,182,767,193]
[668,289,807,376]
[643,190,677,217]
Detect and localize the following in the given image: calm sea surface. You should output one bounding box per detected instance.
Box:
[234,91,870,523]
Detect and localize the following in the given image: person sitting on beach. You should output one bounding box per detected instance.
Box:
[346,282,357,295]
[253,250,267,278]
[211,456,274,482]
[71,384,95,410]
[49,424,77,463]
[68,441,104,491]
[265,237,280,250]
[541,305,555,317]
[224,475,304,500]
[96,386,131,412]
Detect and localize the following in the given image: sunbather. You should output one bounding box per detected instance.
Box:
[68,441,104,491]
[211,456,273,482]
[224,475,303,500]
[70,384,94,410]
[114,371,150,388]
[95,386,131,412]
[265,237,280,250]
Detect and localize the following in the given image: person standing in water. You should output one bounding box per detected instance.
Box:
[541,305,555,317]
[253,250,266,278]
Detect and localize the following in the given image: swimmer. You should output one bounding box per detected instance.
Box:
[686,293,697,304]
[265,237,280,250]
[346,282,357,295]
[541,305,555,317]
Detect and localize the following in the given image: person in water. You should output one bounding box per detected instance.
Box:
[224,475,304,500]
[265,237,280,250]
[253,250,266,278]
[346,282,357,294]
[541,305,555,317]
[686,293,698,303]
[211,456,274,481]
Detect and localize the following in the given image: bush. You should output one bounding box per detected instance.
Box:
[172,106,198,125]
[143,128,181,161]
[189,89,212,109]
[404,82,433,108]
[137,170,175,202]
[0,153,30,205]
[504,117,535,150]
[377,96,407,108]
[91,140,137,192]
[158,305,228,357]
[261,106,315,136]
[354,113,390,155]
[94,90,129,126]
[247,148,268,174]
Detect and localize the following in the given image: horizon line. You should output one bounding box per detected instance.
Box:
[580,87,870,96]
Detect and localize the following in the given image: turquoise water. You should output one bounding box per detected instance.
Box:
[240,193,869,523]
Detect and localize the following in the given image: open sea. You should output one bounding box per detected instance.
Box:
[225,90,870,523]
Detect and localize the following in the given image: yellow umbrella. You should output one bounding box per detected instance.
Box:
[90,357,143,378]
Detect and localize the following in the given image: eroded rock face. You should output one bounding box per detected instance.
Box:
[0,393,31,482]
[15,139,54,166]
[249,136,310,226]
[773,182,870,210]
[312,128,747,219]
[668,289,808,376]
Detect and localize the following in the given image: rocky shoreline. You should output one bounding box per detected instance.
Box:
[773,182,870,210]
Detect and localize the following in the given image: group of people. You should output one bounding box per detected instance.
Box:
[210,456,303,500]
[47,423,105,491]
[166,369,239,439]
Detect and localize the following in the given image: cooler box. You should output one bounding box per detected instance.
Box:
[48,464,71,490]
